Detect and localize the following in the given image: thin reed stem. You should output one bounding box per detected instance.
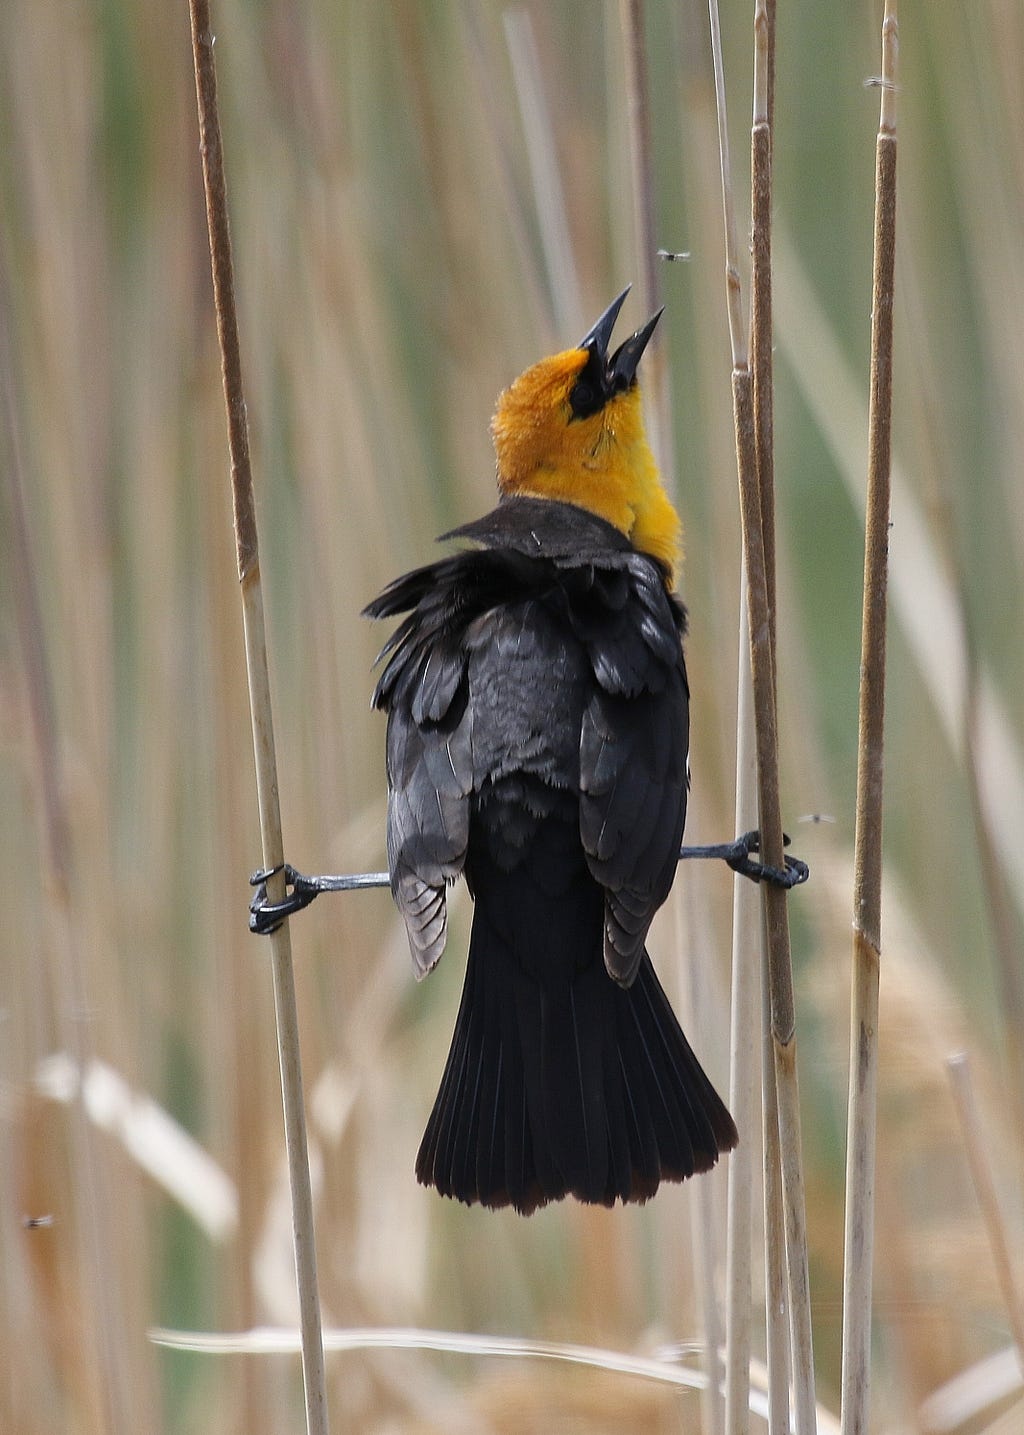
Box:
[707,0,747,371]
[724,583,760,1435]
[619,0,677,484]
[946,1054,1024,1359]
[620,7,720,1413]
[708,0,816,1426]
[839,7,898,1434]
[1,245,133,1435]
[751,15,794,1425]
[619,0,659,324]
[962,639,1024,1149]
[188,6,330,1433]
[503,10,584,337]
[734,368,817,1435]
[750,0,776,658]
[760,928,791,1435]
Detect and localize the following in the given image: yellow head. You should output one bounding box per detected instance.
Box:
[490,289,682,581]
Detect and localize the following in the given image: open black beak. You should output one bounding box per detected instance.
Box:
[609,307,663,388]
[578,287,661,388]
[569,288,661,418]
[578,286,631,357]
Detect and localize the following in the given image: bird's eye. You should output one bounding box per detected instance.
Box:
[570,380,593,412]
[569,345,609,419]
[569,376,606,419]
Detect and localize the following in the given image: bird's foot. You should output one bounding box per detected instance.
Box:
[679,829,809,889]
[248,864,321,934]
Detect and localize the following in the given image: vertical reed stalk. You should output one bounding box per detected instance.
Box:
[724,584,761,1435]
[946,1054,1024,1357]
[839,6,898,1433]
[619,0,659,326]
[708,0,817,1426]
[750,0,776,658]
[2,251,132,1435]
[760,927,792,1435]
[188,6,330,1433]
[619,0,677,483]
[618,5,721,1413]
[502,9,584,337]
[750,9,792,1433]
[962,646,1024,1149]
[736,362,816,1435]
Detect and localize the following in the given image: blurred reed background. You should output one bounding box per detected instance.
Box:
[2,1,1022,1431]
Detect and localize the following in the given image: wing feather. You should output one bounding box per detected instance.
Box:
[367,542,546,974]
[577,561,689,987]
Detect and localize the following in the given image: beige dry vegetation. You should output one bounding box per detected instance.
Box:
[1,1,1022,1432]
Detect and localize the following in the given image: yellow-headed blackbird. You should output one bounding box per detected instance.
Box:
[364,290,738,1214]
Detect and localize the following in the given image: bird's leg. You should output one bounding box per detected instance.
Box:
[249,864,391,934]
[249,831,807,934]
[679,829,809,890]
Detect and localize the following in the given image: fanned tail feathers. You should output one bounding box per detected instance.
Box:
[416,889,737,1214]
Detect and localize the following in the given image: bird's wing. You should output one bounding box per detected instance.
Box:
[574,555,690,987]
[366,548,538,976]
[384,696,473,977]
[366,507,689,986]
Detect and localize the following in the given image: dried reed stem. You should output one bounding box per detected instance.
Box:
[962,646,1024,1148]
[502,9,584,337]
[618,0,677,484]
[619,0,659,324]
[2,252,132,1435]
[750,0,776,658]
[707,1,747,371]
[760,927,791,1435]
[618,4,719,1414]
[750,10,793,1435]
[188,7,330,1433]
[735,368,816,1435]
[724,583,761,1435]
[725,16,780,1426]
[946,1054,1024,1360]
[708,0,816,1426]
[839,7,898,1434]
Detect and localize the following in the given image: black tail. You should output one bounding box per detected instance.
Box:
[415,852,737,1214]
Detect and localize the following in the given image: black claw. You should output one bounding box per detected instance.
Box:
[248,864,321,934]
[725,849,810,889]
[722,830,809,889]
[679,828,809,889]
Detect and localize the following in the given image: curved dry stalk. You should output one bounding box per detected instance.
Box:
[918,1346,1023,1433]
[150,1323,846,1430]
[188,6,330,1434]
[962,650,1024,1150]
[839,6,898,1434]
[946,1054,1024,1357]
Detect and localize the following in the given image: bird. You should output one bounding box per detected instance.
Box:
[363,288,738,1214]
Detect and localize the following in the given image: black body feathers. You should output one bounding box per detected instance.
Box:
[365,496,736,1213]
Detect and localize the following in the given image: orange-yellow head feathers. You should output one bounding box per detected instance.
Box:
[490,288,683,581]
